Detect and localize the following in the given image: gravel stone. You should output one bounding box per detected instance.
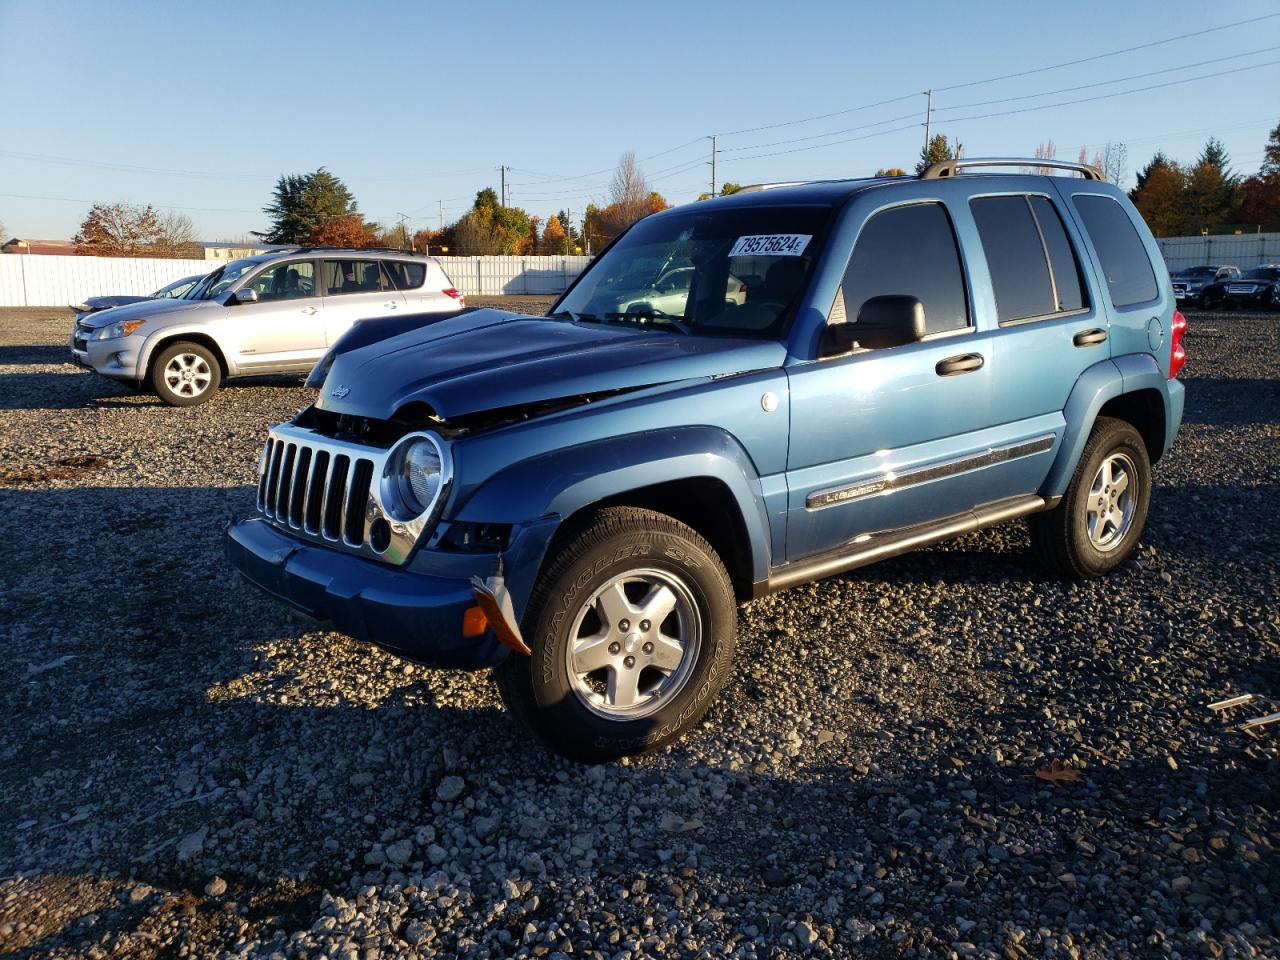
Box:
[1,302,1276,959]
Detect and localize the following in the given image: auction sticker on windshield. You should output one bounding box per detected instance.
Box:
[729,234,812,257]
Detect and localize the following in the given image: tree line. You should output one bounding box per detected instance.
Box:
[61,122,1280,259]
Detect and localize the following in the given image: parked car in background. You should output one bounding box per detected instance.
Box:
[1198,264,1280,310]
[70,248,465,406]
[70,272,208,321]
[1169,265,1240,307]
[227,157,1185,760]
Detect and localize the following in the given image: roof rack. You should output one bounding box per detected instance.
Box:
[920,157,1104,181]
[733,181,816,194]
[282,246,429,256]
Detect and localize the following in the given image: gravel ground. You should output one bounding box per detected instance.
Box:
[0,301,1276,959]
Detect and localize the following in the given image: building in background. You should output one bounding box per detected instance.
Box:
[1,238,78,255]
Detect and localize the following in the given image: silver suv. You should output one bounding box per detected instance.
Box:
[70,248,464,406]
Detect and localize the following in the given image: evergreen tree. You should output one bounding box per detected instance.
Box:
[915,135,955,175]
[1185,138,1241,234]
[256,168,361,245]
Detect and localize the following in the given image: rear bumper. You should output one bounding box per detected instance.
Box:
[225,517,508,669]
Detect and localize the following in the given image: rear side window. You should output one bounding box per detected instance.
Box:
[844,202,969,335]
[970,195,1086,322]
[1073,194,1158,307]
[383,261,427,290]
[1029,197,1085,312]
[324,260,386,295]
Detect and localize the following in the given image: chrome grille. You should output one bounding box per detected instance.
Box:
[257,435,375,547]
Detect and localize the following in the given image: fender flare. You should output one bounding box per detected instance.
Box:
[139,326,234,378]
[1041,354,1167,497]
[455,426,773,586]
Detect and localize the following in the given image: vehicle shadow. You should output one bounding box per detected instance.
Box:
[0,344,73,365]
[0,368,310,411]
[1179,376,1280,426]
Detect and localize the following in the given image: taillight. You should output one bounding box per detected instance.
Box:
[1169,309,1187,379]
[737,283,747,294]
[443,287,464,304]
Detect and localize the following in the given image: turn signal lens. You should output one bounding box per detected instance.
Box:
[462,605,489,638]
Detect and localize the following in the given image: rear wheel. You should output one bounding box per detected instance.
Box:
[1030,417,1151,579]
[495,508,737,761]
[151,342,221,406]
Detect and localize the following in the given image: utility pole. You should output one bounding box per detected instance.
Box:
[395,212,410,251]
[922,90,933,153]
[438,200,444,231]
[708,135,718,197]
[499,165,508,207]
[565,208,573,255]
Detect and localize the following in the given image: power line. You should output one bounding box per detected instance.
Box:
[937,45,1280,111]
[935,12,1280,92]
[716,92,921,138]
[942,59,1280,125]
[718,111,921,155]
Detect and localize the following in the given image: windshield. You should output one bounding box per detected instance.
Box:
[1181,267,1217,277]
[184,258,260,300]
[554,204,833,339]
[1243,267,1280,280]
[151,274,202,298]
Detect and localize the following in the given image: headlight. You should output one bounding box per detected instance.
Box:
[94,319,144,340]
[381,435,449,521]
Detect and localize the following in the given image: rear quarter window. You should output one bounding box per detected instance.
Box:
[1073,194,1158,308]
[384,261,427,290]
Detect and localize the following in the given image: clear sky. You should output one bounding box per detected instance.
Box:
[1,0,1277,242]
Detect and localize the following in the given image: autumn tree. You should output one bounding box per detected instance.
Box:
[539,215,567,254]
[1129,153,1188,236]
[1182,138,1240,235]
[915,134,955,174]
[74,202,162,256]
[257,168,362,244]
[306,214,380,248]
[153,210,201,258]
[584,192,669,250]
[1239,121,1280,230]
[874,168,908,177]
[450,187,534,255]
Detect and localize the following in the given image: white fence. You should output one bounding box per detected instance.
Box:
[437,255,592,296]
[0,254,213,308]
[1157,233,1280,272]
[0,253,592,307]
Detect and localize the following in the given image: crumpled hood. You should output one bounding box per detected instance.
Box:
[77,294,151,313]
[77,296,209,329]
[316,308,786,421]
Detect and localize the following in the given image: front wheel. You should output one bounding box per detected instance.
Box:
[1029,417,1151,579]
[151,341,221,406]
[495,507,737,761]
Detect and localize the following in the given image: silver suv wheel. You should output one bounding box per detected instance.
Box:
[164,352,213,399]
[1085,451,1136,551]
[565,568,701,720]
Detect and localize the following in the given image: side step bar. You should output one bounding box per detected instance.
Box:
[761,494,1052,596]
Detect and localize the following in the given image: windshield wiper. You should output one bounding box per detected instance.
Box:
[546,310,603,324]
[604,310,693,335]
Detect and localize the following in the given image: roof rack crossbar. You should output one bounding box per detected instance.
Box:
[282,246,429,256]
[920,157,1104,181]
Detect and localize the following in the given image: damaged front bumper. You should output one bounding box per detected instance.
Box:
[225,514,558,670]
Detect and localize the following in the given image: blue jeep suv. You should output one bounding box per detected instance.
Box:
[226,157,1186,760]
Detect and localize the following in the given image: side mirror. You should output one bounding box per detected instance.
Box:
[233,288,258,304]
[820,295,927,355]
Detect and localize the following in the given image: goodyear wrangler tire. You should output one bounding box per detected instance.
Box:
[495,507,737,762]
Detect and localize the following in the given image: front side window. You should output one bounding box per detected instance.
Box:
[970,195,1086,323]
[324,260,386,295]
[1243,267,1280,281]
[1073,194,1158,307]
[247,261,316,301]
[554,204,833,339]
[843,202,969,336]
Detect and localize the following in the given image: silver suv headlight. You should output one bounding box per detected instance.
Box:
[94,319,144,340]
[380,434,451,522]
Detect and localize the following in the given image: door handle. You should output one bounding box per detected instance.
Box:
[1073,328,1107,347]
[935,353,984,376]
[383,302,399,309]
[300,306,318,315]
